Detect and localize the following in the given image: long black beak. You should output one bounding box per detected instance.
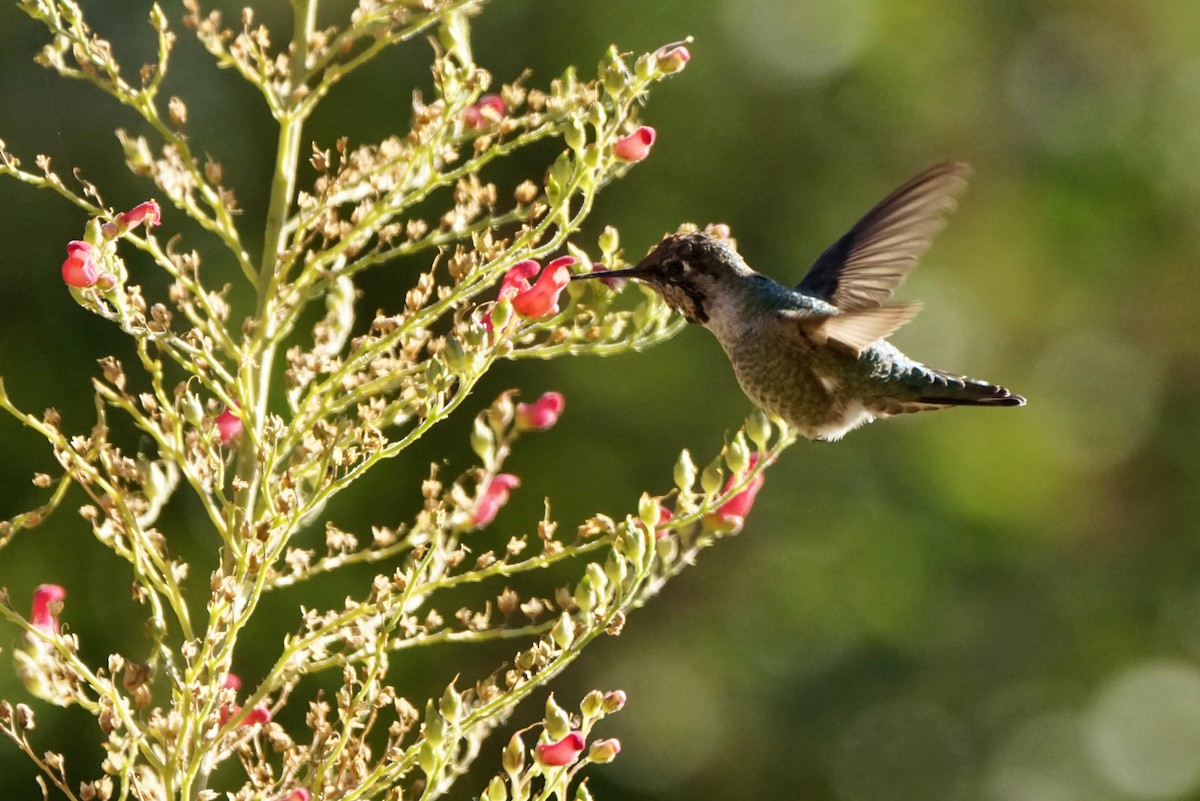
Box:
[570,266,641,281]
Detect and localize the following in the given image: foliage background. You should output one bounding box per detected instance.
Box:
[2,1,1199,800]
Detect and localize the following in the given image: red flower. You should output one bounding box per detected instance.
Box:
[510,256,574,318]
[62,241,102,288]
[463,95,507,129]
[219,703,271,726]
[117,200,162,230]
[535,731,585,766]
[31,584,66,635]
[657,45,691,73]
[218,673,266,726]
[613,127,656,162]
[498,260,541,301]
[516,392,565,431]
[244,705,272,725]
[488,257,575,332]
[214,407,242,444]
[708,455,766,530]
[473,474,520,527]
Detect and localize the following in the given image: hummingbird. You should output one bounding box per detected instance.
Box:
[572,162,1025,441]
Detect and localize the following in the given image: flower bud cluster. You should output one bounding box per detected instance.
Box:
[0,3,806,800]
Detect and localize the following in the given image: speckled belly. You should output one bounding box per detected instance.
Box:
[723,336,876,441]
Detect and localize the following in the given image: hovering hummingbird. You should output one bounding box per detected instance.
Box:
[572,162,1025,441]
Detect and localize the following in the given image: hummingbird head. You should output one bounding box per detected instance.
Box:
[571,232,750,325]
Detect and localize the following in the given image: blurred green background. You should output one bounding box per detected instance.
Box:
[4,1,1200,799]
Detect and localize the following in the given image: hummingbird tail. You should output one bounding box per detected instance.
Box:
[874,369,1025,416]
[913,373,1026,408]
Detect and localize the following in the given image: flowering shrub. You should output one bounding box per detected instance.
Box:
[0,2,792,800]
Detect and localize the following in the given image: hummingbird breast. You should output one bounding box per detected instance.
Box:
[718,323,876,441]
[700,289,876,441]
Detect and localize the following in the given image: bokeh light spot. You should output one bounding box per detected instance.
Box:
[721,0,875,83]
[1085,661,1200,800]
[984,712,1117,801]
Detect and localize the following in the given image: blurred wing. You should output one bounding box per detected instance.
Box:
[785,302,922,357]
[797,162,970,311]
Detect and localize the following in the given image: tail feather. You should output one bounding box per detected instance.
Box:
[919,379,1026,407]
[874,369,1025,416]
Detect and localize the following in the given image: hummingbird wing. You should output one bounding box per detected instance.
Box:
[785,301,923,357]
[796,162,970,312]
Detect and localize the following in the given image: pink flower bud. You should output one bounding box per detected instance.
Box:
[62,241,101,287]
[220,703,271,727]
[535,731,585,766]
[516,392,565,431]
[116,200,162,230]
[463,94,507,129]
[276,791,311,801]
[588,737,622,763]
[244,705,272,725]
[473,474,520,528]
[601,690,626,713]
[588,263,627,292]
[613,127,656,162]
[31,584,66,635]
[222,673,242,691]
[511,256,575,318]
[214,407,242,444]
[652,507,673,541]
[657,45,691,74]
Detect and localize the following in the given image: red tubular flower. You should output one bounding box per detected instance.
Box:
[117,200,162,230]
[613,127,656,162]
[62,241,101,288]
[215,407,242,444]
[473,474,520,527]
[31,584,66,635]
[709,455,766,530]
[535,731,586,766]
[498,260,541,302]
[463,94,507,128]
[516,392,565,431]
[511,256,575,318]
[487,260,540,333]
[488,257,576,332]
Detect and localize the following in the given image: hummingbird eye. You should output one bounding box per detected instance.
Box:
[662,259,687,279]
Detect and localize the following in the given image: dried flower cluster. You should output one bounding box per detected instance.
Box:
[0,2,792,799]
